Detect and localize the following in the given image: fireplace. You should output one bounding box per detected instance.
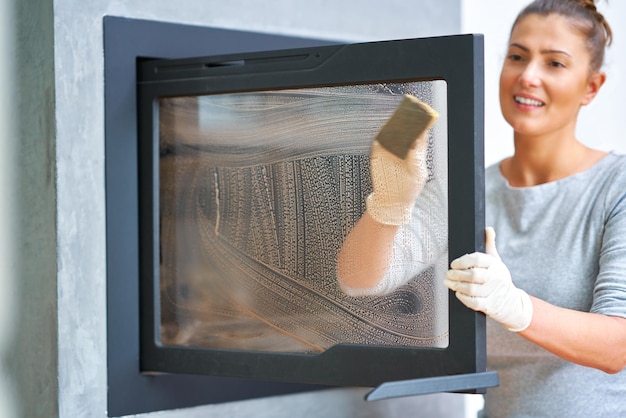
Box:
[105,16,496,417]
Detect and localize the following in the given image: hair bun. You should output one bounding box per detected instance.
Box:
[579,0,598,12]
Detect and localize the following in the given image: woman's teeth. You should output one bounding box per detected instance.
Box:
[515,96,544,106]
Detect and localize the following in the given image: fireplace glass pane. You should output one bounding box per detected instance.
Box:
[159,81,448,354]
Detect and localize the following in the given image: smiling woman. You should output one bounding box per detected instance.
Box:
[444,1,626,417]
[497,12,608,186]
[499,13,605,145]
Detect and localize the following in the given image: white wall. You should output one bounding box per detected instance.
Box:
[462,0,626,166]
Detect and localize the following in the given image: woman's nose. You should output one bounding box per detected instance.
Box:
[518,62,541,88]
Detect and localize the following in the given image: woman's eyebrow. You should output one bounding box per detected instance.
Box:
[509,42,572,57]
[509,42,529,52]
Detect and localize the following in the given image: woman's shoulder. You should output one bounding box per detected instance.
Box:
[485,161,503,175]
[603,151,626,167]
[594,152,626,181]
[485,160,506,189]
[599,152,626,188]
[583,153,626,213]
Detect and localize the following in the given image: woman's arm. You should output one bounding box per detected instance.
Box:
[336,211,399,291]
[335,95,440,295]
[336,136,429,295]
[445,227,626,374]
[520,298,626,374]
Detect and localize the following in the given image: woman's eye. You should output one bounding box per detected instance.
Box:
[507,54,523,62]
[549,61,565,68]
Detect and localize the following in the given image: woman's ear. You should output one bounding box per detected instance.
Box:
[581,71,606,106]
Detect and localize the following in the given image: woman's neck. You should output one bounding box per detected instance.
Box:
[500,132,607,187]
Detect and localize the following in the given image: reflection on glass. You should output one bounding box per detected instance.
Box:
[159,82,448,354]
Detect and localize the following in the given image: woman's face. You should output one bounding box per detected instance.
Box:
[499,13,604,138]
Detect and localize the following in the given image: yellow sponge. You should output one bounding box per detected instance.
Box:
[375,94,439,159]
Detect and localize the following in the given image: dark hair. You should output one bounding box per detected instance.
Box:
[512,0,613,71]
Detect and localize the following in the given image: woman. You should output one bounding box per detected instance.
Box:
[446,0,626,416]
[339,0,626,416]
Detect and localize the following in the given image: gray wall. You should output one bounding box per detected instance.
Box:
[0,0,18,416]
[9,0,59,417]
[9,1,465,417]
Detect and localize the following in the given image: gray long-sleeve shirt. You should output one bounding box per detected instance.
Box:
[483,152,626,418]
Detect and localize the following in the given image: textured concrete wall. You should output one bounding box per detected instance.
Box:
[0,0,18,417]
[12,1,467,417]
[8,1,59,417]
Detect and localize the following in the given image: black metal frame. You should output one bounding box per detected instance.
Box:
[138,35,490,384]
[105,15,494,418]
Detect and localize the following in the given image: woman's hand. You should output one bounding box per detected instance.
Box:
[365,137,428,226]
[444,227,533,332]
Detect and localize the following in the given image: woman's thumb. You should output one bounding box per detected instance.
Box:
[485,227,500,258]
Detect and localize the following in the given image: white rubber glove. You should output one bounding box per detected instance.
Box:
[365,138,428,226]
[444,227,533,332]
